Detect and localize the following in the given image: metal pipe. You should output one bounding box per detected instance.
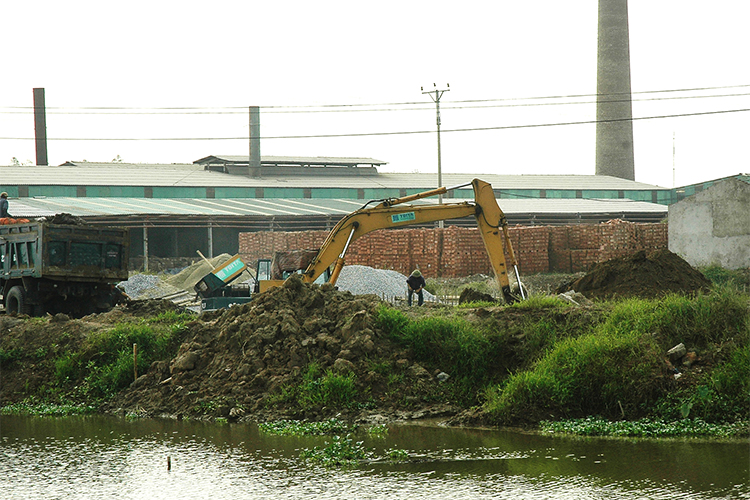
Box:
[445,181,473,191]
[513,264,526,300]
[329,225,358,284]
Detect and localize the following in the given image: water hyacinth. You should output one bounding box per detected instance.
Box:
[258,418,355,436]
[540,416,749,439]
[299,435,371,467]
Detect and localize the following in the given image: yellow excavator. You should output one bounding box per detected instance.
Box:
[260,178,525,304]
[196,178,525,309]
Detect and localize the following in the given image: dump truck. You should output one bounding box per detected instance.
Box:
[0,220,130,316]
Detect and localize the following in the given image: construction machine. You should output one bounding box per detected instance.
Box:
[195,178,525,308]
[293,178,525,304]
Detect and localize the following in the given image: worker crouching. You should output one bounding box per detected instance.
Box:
[406,269,426,306]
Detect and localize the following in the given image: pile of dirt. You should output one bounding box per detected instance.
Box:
[105,274,454,422]
[557,249,711,300]
[458,288,496,304]
[44,213,87,225]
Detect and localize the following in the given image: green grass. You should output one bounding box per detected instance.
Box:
[456,301,498,309]
[377,305,495,380]
[0,347,24,368]
[509,294,569,310]
[483,288,749,425]
[52,317,188,399]
[484,328,663,424]
[700,265,750,291]
[294,361,358,409]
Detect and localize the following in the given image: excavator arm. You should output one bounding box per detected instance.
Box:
[301,178,525,303]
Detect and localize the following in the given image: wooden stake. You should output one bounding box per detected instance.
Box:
[133,343,138,380]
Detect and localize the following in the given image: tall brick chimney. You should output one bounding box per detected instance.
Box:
[595,0,635,180]
[33,88,49,166]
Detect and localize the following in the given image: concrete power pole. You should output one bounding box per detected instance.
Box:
[595,0,635,180]
[422,83,450,228]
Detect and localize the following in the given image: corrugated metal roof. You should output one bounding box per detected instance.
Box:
[0,163,668,190]
[8,197,666,219]
[193,155,388,166]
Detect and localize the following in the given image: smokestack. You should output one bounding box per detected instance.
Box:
[33,88,49,166]
[249,106,261,177]
[595,0,635,180]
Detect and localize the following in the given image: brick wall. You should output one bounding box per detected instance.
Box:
[238,220,668,276]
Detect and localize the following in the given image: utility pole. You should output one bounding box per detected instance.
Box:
[422,83,449,228]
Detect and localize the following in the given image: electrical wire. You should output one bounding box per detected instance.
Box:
[1,107,746,141]
[1,84,748,115]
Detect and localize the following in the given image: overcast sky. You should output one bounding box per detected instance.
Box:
[2,0,748,188]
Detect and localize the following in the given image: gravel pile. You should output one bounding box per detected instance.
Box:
[336,265,436,302]
[118,273,184,300]
[119,263,436,304]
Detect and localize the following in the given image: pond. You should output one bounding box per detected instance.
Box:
[1,415,747,499]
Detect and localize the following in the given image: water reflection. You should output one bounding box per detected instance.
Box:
[1,415,747,499]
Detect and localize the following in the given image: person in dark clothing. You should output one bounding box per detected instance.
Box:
[406,269,426,306]
[0,192,10,218]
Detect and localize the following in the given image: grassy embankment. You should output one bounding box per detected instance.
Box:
[0,310,193,416]
[376,271,749,438]
[1,267,748,441]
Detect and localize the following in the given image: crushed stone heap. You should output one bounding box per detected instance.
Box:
[336,265,436,302]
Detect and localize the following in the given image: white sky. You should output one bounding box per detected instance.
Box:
[1,0,748,188]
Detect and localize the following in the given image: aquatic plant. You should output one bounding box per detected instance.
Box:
[540,416,749,439]
[386,448,410,461]
[299,435,370,467]
[367,424,389,437]
[259,418,355,436]
[0,399,96,416]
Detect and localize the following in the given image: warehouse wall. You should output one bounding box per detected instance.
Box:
[669,178,750,270]
[239,220,668,277]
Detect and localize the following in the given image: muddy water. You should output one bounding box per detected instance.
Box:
[1,415,747,499]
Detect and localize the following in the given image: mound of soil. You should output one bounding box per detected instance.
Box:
[458,288,497,304]
[557,249,711,300]
[105,274,456,422]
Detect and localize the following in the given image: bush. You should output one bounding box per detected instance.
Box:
[51,317,187,399]
[297,362,357,410]
[484,328,664,424]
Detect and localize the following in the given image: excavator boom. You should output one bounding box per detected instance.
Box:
[301,178,524,303]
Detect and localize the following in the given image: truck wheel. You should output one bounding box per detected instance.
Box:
[6,286,31,316]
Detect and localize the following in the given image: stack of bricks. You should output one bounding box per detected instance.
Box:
[238,221,668,277]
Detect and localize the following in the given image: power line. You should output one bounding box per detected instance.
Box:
[1,107,747,142]
[1,84,748,115]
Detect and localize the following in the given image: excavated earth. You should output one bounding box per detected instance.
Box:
[104,276,461,424]
[557,249,712,300]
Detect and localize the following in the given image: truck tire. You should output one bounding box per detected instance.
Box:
[6,286,30,316]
